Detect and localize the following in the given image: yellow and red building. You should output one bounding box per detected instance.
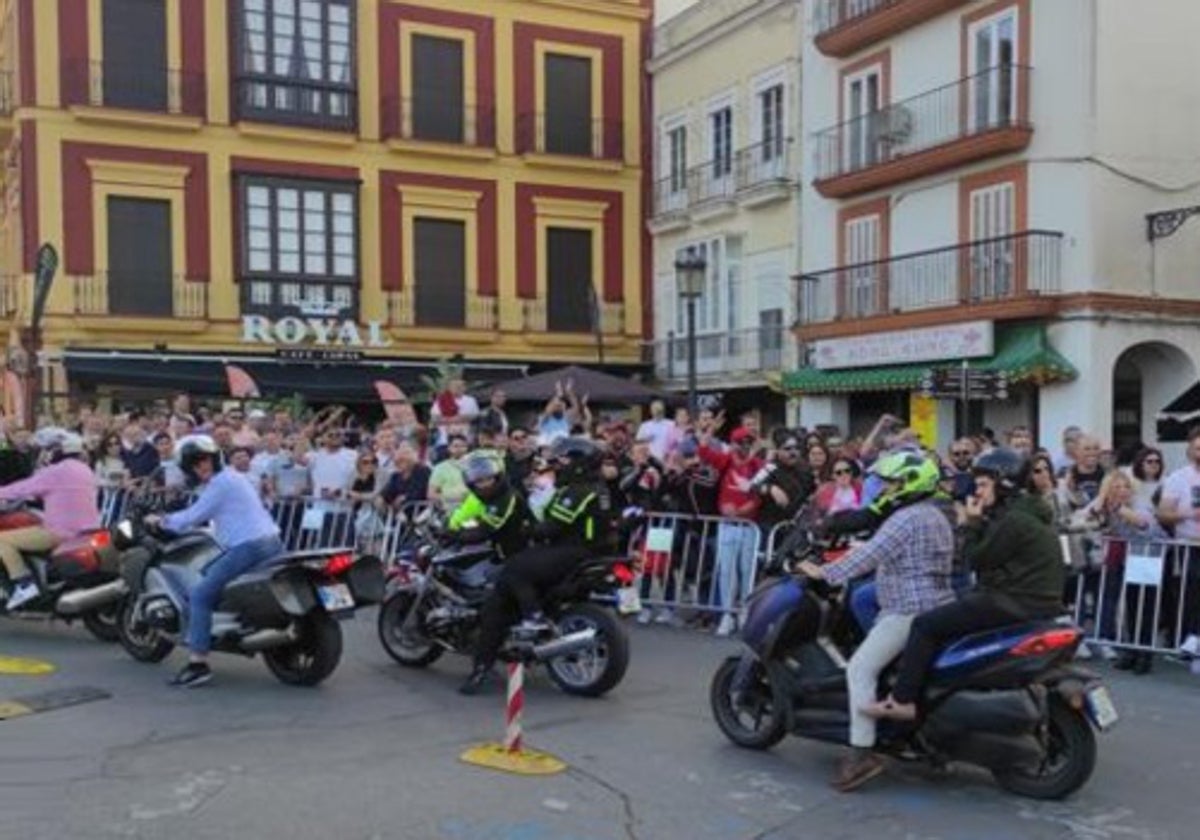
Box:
[0,0,651,417]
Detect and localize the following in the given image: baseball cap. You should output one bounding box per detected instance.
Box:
[731,427,756,445]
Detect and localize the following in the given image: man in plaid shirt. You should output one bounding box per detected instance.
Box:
[799,452,955,792]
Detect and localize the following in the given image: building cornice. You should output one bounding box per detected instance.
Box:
[527,0,651,22]
[650,0,798,72]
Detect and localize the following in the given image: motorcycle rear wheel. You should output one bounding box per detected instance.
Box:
[545,603,629,698]
[377,591,445,668]
[991,697,1097,800]
[82,603,121,642]
[262,613,343,687]
[116,597,175,663]
[710,656,788,750]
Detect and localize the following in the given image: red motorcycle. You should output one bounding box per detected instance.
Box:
[0,503,129,641]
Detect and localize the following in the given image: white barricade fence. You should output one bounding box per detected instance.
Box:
[631,512,762,620]
[1069,535,1200,656]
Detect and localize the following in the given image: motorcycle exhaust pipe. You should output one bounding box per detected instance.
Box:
[240,627,298,652]
[56,580,129,615]
[532,628,598,662]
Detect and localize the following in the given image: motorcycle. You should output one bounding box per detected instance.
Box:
[709,527,1117,800]
[114,516,384,686]
[377,520,637,697]
[0,501,131,641]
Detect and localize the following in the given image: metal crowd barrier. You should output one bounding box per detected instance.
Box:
[1068,535,1200,657]
[632,512,762,620]
[100,486,434,564]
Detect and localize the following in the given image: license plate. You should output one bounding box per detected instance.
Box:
[617,587,642,616]
[1086,685,1119,730]
[318,583,355,612]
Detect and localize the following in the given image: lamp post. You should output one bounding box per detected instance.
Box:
[674,246,707,417]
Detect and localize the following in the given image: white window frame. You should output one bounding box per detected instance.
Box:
[705,91,736,188]
[967,181,1017,300]
[843,213,883,317]
[841,63,884,172]
[967,6,1020,131]
[658,111,690,208]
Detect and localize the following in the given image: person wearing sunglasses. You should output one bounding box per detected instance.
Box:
[1130,447,1165,509]
[754,437,816,533]
[813,459,863,517]
[945,439,979,502]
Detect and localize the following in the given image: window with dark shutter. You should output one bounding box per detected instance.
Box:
[411,35,465,143]
[107,197,173,317]
[414,218,467,328]
[546,227,594,333]
[543,54,593,156]
[101,0,167,110]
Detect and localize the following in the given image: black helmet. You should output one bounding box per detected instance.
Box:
[177,435,222,485]
[971,447,1029,497]
[462,453,505,501]
[550,437,601,483]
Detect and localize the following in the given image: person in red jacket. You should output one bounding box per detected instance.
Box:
[699,426,764,636]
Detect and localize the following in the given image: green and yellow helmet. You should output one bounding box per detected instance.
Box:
[870,451,941,509]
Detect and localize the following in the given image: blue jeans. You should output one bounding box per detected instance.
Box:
[715,522,758,613]
[186,535,283,655]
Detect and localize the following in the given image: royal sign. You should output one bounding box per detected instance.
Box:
[241,315,393,348]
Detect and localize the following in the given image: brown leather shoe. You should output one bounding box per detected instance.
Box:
[831,749,885,792]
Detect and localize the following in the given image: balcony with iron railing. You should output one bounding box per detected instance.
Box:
[812,65,1033,199]
[522,299,626,334]
[735,138,794,206]
[812,0,972,58]
[651,140,795,230]
[653,325,793,383]
[73,274,209,319]
[63,60,205,116]
[386,290,499,332]
[234,76,357,131]
[796,230,1063,337]
[515,113,624,161]
[380,97,496,149]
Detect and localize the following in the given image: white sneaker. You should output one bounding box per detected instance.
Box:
[1180,634,1200,657]
[653,608,675,626]
[1097,644,1119,662]
[1074,643,1093,661]
[5,581,39,610]
[715,613,737,637]
[636,609,653,626]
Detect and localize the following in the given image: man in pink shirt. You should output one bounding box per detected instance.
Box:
[0,429,101,609]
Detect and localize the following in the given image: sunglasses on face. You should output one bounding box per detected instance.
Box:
[833,468,852,476]
[951,450,972,458]
[780,446,799,453]
[1144,458,1162,465]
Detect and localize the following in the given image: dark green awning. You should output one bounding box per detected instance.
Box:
[783,324,1077,395]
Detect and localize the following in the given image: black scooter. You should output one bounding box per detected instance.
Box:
[709,529,1117,800]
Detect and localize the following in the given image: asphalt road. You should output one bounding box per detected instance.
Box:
[1,614,1197,840]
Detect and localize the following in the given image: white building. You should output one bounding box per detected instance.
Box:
[648,0,803,428]
[791,0,1200,458]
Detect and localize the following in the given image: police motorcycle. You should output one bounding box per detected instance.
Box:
[377,457,637,698]
[113,464,384,688]
[710,514,1116,800]
[0,430,127,640]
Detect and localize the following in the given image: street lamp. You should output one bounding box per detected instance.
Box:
[674,246,707,417]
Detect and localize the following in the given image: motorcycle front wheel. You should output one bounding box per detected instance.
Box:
[377,590,445,668]
[710,655,788,750]
[991,697,1097,800]
[116,597,175,663]
[545,603,629,698]
[262,613,343,687]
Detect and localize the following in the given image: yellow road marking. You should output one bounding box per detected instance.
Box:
[0,656,56,676]
[0,701,33,720]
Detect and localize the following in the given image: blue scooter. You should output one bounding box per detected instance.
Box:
[709,526,1117,800]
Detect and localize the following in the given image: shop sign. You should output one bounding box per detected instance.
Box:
[275,348,365,363]
[812,321,994,371]
[241,315,393,348]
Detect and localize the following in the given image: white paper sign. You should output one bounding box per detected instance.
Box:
[813,321,994,370]
[301,506,326,532]
[1124,551,1165,587]
[645,526,675,553]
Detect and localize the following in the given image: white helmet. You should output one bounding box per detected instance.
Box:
[34,427,85,460]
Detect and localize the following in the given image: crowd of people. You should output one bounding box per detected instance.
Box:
[2,381,1199,661]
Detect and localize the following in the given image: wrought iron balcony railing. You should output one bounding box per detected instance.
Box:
[386,290,499,331]
[63,60,205,115]
[380,97,495,147]
[74,274,209,319]
[234,76,357,131]
[736,138,793,190]
[811,65,1032,184]
[653,326,792,381]
[522,299,625,334]
[516,112,624,160]
[797,230,1063,325]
